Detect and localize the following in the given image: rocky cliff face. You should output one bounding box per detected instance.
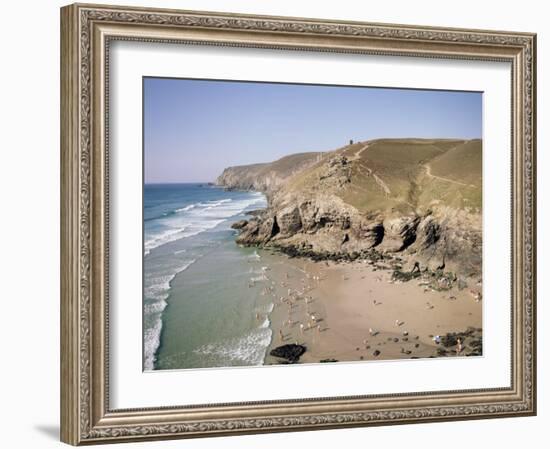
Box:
[217,139,482,280]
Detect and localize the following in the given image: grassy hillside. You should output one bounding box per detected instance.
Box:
[281,138,482,214]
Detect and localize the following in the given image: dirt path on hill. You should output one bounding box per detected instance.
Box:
[424,164,476,188]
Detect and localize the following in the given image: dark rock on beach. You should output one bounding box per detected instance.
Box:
[270,344,306,363]
[435,327,483,357]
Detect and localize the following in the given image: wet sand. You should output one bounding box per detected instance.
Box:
[261,255,482,365]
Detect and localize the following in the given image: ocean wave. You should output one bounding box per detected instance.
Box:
[192,327,272,366]
[144,318,163,372]
[144,205,195,222]
[175,204,197,213]
[144,199,232,222]
[144,225,218,256]
[204,198,232,208]
[144,194,265,255]
[143,259,196,371]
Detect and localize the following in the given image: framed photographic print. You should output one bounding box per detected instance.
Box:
[60,3,537,445]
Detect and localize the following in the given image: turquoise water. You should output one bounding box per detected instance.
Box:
[143,184,268,370]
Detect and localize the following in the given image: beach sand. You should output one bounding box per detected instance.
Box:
[260,254,482,365]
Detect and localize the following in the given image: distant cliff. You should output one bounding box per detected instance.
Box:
[217,138,482,280]
[216,152,324,198]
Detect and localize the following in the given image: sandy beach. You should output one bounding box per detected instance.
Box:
[260,254,482,365]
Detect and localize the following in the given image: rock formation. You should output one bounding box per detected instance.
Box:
[217,138,482,281]
[269,344,307,363]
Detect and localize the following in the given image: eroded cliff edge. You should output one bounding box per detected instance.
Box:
[217,138,482,285]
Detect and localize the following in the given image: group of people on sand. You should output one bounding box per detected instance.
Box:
[276,273,325,342]
[251,266,326,344]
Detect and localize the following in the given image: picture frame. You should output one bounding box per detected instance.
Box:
[60,2,536,445]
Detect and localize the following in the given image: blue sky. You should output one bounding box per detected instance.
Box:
[144,77,482,183]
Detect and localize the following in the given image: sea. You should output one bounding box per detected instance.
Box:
[143,183,273,371]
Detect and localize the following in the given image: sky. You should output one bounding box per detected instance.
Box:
[144,77,482,183]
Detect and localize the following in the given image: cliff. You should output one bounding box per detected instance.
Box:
[216,152,324,198]
[217,138,482,280]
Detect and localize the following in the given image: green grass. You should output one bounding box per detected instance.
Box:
[428,140,482,186]
[281,138,482,214]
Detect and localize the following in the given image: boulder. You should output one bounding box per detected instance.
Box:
[269,344,306,363]
[235,220,260,244]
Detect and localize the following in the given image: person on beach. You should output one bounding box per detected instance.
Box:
[456,338,463,355]
[300,323,305,334]
[279,329,284,341]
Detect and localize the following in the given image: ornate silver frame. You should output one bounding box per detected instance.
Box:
[60,3,536,445]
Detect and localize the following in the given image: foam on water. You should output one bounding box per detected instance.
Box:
[175,204,197,213]
[144,194,264,255]
[144,318,163,372]
[192,326,272,366]
[143,187,269,370]
[144,224,221,256]
[143,259,196,371]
